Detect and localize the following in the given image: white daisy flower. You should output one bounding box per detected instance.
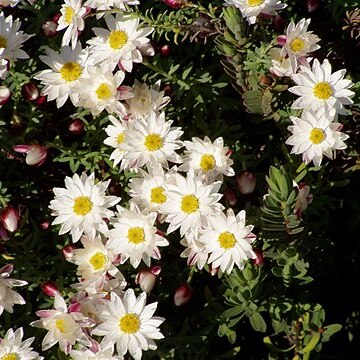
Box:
[31,293,95,355]
[285,108,349,166]
[280,18,320,59]
[125,80,170,118]
[103,115,134,170]
[70,345,124,359]
[128,163,177,213]
[0,264,27,316]
[92,289,165,360]
[180,232,208,270]
[57,0,87,49]
[0,327,43,360]
[201,208,257,274]
[0,0,20,7]
[88,13,153,72]
[49,172,120,243]
[269,47,298,77]
[289,58,355,115]
[84,0,139,12]
[160,171,224,237]
[224,0,287,25]
[0,49,8,80]
[178,136,234,182]
[74,63,130,116]
[122,111,183,170]
[35,43,90,108]
[107,204,169,268]
[0,13,31,61]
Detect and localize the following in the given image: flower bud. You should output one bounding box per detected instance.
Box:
[35,95,47,106]
[62,244,76,259]
[52,13,61,23]
[223,188,238,206]
[38,219,50,231]
[0,85,11,105]
[174,284,192,306]
[13,144,48,167]
[135,270,157,293]
[252,248,264,266]
[138,42,155,57]
[42,20,58,37]
[159,44,171,57]
[40,281,59,297]
[0,206,20,232]
[236,171,256,195]
[0,223,9,241]
[306,0,320,12]
[21,82,40,101]
[68,118,85,135]
[162,0,187,9]
[272,14,285,32]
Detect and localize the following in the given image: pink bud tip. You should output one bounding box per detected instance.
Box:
[42,20,58,37]
[21,82,39,101]
[0,86,11,105]
[40,281,59,297]
[174,284,192,306]
[307,0,320,12]
[223,188,238,206]
[162,0,187,9]
[68,119,85,135]
[135,270,157,293]
[38,219,50,231]
[0,206,20,232]
[62,244,76,259]
[236,171,257,195]
[252,249,264,266]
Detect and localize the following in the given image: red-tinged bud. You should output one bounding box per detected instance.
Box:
[108,180,122,196]
[35,95,47,106]
[21,82,39,101]
[223,188,238,206]
[225,148,233,157]
[209,265,219,276]
[38,219,50,231]
[260,75,273,87]
[62,244,76,259]
[307,0,320,12]
[162,0,187,9]
[52,13,61,23]
[174,284,192,306]
[236,171,257,195]
[276,35,287,46]
[252,249,264,266]
[68,118,85,135]
[138,42,155,57]
[0,86,11,105]
[68,302,81,313]
[272,14,285,32]
[159,44,170,57]
[155,229,166,237]
[135,270,157,293]
[42,20,58,37]
[13,144,48,167]
[0,206,20,232]
[0,223,9,241]
[40,281,59,297]
[162,84,172,97]
[150,265,161,276]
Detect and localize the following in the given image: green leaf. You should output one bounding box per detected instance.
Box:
[263,336,295,353]
[249,312,267,332]
[221,305,244,319]
[323,324,342,336]
[298,332,321,354]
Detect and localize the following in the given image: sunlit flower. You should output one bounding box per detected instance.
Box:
[88,13,153,72]
[122,111,183,170]
[57,0,87,49]
[201,208,256,274]
[0,327,43,360]
[0,13,32,61]
[269,47,297,77]
[84,0,139,12]
[70,345,123,359]
[224,0,287,25]
[289,58,354,115]
[161,171,224,237]
[180,232,208,270]
[35,43,90,108]
[107,204,169,268]
[49,172,120,243]
[0,264,27,315]
[0,0,20,6]
[12,144,48,167]
[92,289,164,360]
[178,136,234,182]
[285,108,349,166]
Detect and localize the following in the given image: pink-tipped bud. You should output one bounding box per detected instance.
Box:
[307,0,320,12]
[68,119,85,135]
[26,145,48,166]
[0,206,20,233]
[138,42,155,57]
[223,188,238,206]
[236,171,257,195]
[38,219,50,231]
[209,265,219,276]
[159,44,171,57]
[0,86,11,105]
[62,244,76,259]
[162,0,187,8]
[52,13,61,23]
[272,14,285,32]
[35,95,47,106]
[135,270,157,293]
[21,82,40,101]
[40,281,59,297]
[0,223,9,241]
[276,35,287,46]
[150,265,161,276]
[174,284,192,306]
[252,249,264,266]
[42,20,58,37]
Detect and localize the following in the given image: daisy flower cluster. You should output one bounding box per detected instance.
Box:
[269,18,355,166]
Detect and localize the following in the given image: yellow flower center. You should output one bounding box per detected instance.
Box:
[200,154,215,172]
[313,82,333,100]
[150,186,167,204]
[181,194,199,214]
[64,6,74,24]
[144,134,163,151]
[248,0,264,6]
[55,319,66,333]
[309,128,325,145]
[127,227,145,244]
[109,30,128,50]
[119,313,140,334]
[60,62,82,82]
[218,231,236,249]
[96,83,112,100]
[73,196,93,216]
[290,38,305,53]
[0,36,7,49]
[89,252,107,270]
[117,133,125,144]
[1,354,19,360]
